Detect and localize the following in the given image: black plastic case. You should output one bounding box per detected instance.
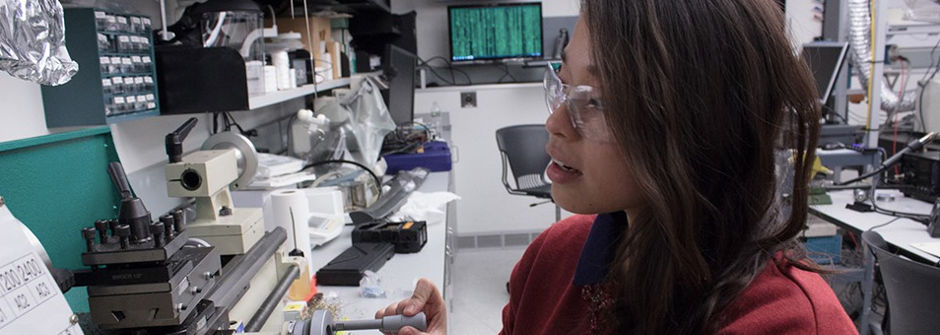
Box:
[315,242,395,286]
[352,220,428,253]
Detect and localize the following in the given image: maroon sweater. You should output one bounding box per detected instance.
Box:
[499,214,857,334]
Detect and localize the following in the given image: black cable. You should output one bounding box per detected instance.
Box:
[869,176,930,223]
[822,184,903,191]
[501,63,517,82]
[300,159,383,195]
[212,112,219,134]
[421,66,457,86]
[835,147,889,186]
[419,57,473,85]
[418,57,458,85]
[837,167,885,186]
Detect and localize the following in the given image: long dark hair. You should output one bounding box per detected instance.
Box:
[582,0,820,333]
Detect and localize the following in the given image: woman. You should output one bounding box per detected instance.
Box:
[377,0,857,333]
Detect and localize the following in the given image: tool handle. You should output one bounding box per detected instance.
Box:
[165,117,198,163]
[332,312,427,332]
[380,312,428,332]
[107,162,133,200]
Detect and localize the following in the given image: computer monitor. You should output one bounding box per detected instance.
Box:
[448,2,543,62]
[802,41,849,105]
[383,44,417,126]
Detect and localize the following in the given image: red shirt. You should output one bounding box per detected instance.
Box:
[499,214,858,334]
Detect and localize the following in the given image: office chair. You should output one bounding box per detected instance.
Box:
[861,230,940,335]
[495,124,559,222]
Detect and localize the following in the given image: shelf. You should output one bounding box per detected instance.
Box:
[247,78,351,110]
[887,21,940,36]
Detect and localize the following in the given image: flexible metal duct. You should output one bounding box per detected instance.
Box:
[848,0,918,113]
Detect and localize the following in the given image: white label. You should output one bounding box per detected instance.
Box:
[147,102,156,109]
[134,77,144,84]
[101,79,111,87]
[110,57,121,64]
[136,95,146,101]
[146,94,155,101]
[142,56,151,63]
[114,97,126,104]
[99,57,110,65]
[131,56,142,63]
[118,35,129,43]
[0,207,85,335]
[126,96,136,103]
[95,11,106,19]
[144,77,153,84]
[111,77,123,85]
[143,18,151,25]
[131,17,141,25]
[117,16,127,25]
[122,58,132,66]
[106,15,115,23]
[0,255,45,295]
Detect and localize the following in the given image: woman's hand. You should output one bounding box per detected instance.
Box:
[375,278,447,335]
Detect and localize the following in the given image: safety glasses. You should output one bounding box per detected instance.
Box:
[543,64,610,141]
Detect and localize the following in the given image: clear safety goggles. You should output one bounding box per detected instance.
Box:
[543,64,611,142]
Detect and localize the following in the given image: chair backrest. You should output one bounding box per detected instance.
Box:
[862,230,940,335]
[495,125,551,189]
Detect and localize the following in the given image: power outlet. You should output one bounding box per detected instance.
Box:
[460,92,477,108]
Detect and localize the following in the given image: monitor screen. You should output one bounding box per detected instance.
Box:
[384,45,417,126]
[448,2,543,62]
[802,42,849,105]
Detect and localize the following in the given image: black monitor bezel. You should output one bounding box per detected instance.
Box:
[802,41,850,105]
[384,44,418,127]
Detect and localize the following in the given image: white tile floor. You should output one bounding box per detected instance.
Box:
[448,246,528,335]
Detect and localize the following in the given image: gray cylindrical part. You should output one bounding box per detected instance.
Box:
[379,312,427,333]
[245,264,299,332]
[333,319,381,331]
[333,312,427,332]
[205,227,287,310]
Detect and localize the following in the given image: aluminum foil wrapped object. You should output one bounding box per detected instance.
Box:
[848,0,917,113]
[0,0,78,85]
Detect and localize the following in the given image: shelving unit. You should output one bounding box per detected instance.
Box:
[247,78,351,110]
[42,8,161,127]
[867,2,940,147]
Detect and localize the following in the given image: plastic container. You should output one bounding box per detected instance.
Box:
[805,234,842,265]
[383,141,452,174]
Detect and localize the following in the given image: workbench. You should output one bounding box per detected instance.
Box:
[308,170,454,334]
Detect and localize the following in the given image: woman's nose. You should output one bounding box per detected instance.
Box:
[545,102,578,140]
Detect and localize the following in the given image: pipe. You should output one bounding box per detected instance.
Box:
[245,264,299,332]
[847,0,918,113]
[205,227,287,311]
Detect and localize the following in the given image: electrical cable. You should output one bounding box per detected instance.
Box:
[497,63,517,83]
[300,159,383,196]
[866,217,902,231]
[869,176,930,223]
[836,134,935,186]
[917,35,940,132]
[419,57,472,85]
